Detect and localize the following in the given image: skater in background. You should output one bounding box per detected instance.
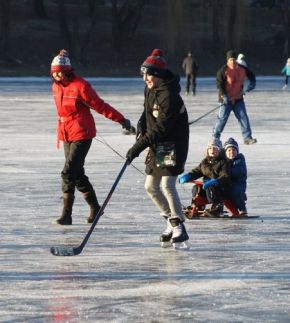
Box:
[281,58,290,90]
[182,51,199,96]
[51,49,135,225]
[126,48,190,248]
[224,138,248,216]
[212,50,257,145]
[179,139,231,217]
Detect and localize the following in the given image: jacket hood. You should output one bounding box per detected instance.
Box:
[156,70,181,94]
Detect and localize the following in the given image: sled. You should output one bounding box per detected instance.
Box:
[182,180,250,219]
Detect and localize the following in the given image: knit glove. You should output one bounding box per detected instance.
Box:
[202,179,218,190]
[178,173,192,184]
[122,118,136,135]
[126,139,146,164]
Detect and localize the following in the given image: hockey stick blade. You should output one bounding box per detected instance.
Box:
[50,245,80,256]
[50,160,129,257]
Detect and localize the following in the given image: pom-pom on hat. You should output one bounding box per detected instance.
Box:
[224,137,239,153]
[226,50,237,60]
[140,48,167,78]
[237,53,247,67]
[51,49,72,74]
[207,138,222,151]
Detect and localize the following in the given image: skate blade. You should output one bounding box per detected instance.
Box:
[161,241,172,248]
[172,241,190,250]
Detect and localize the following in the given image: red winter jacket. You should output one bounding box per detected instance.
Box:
[52,75,125,146]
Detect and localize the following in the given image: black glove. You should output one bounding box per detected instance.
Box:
[126,139,146,164]
[122,118,136,135]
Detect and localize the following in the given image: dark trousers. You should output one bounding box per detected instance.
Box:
[192,185,223,204]
[61,139,94,194]
[185,73,196,94]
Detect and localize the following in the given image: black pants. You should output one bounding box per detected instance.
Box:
[192,185,222,204]
[61,139,94,194]
[186,73,196,93]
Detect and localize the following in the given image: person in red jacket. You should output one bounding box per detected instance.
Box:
[51,49,135,225]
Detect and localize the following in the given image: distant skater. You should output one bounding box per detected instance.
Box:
[182,51,199,96]
[281,58,290,90]
[212,50,257,145]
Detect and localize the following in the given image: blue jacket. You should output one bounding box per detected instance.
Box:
[228,153,247,196]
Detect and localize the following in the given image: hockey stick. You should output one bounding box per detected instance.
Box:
[50,160,129,256]
[188,104,223,125]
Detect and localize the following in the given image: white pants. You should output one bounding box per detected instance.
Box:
[144,175,184,221]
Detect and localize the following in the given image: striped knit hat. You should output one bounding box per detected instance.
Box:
[140,49,167,78]
[224,137,239,153]
[51,49,72,74]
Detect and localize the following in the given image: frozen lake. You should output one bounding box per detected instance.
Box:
[0,76,290,322]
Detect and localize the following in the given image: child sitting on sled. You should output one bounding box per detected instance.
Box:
[179,139,231,217]
[224,137,248,216]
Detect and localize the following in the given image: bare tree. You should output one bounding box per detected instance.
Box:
[57,1,73,55]
[33,0,47,19]
[281,0,290,56]
[111,0,145,53]
[0,0,11,59]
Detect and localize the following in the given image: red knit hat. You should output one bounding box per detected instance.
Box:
[51,49,73,73]
[140,48,167,78]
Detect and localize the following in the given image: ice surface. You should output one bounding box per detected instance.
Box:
[0,76,290,322]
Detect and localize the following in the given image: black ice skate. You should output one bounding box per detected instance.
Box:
[160,216,173,248]
[169,218,189,250]
[204,203,224,217]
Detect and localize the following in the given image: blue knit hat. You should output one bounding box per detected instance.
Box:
[224,137,239,153]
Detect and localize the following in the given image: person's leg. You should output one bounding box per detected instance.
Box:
[54,142,76,225]
[204,186,224,217]
[212,103,232,139]
[192,74,196,95]
[161,176,189,247]
[62,139,101,223]
[185,74,190,94]
[145,175,172,216]
[232,100,255,142]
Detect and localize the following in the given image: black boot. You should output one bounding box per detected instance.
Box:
[54,193,74,225]
[83,191,101,223]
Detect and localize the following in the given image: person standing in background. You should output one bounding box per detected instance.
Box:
[212,50,257,145]
[182,51,199,96]
[281,58,290,90]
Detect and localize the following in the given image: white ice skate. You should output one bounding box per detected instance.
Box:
[160,218,173,248]
[170,220,190,250]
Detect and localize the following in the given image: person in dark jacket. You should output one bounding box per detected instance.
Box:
[224,138,248,215]
[213,50,257,145]
[126,48,190,249]
[182,51,199,96]
[179,139,231,217]
[51,49,135,225]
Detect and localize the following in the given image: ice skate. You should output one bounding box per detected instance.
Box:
[169,218,189,250]
[160,216,173,248]
[244,137,257,145]
[204,203,224,217]
[283,84,287,90]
